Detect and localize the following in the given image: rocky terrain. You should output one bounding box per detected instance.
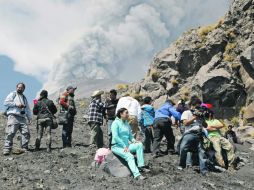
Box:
[1,0,254,189]
[0,101,254,190]
[127,0,254,122]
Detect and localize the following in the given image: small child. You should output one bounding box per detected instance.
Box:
[139,97,155,153]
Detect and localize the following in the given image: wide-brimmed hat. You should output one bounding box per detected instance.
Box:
[91,90,104,97]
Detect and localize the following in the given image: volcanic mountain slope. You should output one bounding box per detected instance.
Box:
[128,0,254,120]
[0,101,254,190]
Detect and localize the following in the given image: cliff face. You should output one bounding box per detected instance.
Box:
[128,0,254,119]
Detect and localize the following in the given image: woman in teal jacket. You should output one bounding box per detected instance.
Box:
[111,108,146,180]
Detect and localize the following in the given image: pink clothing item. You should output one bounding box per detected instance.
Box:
[33,99,38,105]
[94,148,111,164]
[201,103,213,109]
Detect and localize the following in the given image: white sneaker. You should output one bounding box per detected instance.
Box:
[3,149,10,156]
[177,166,183,171]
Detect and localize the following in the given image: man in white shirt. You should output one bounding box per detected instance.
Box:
[3,83,32,155]
[116,94,141,135]
[178,96,208,175]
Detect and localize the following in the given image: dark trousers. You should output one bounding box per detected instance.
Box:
[179,133,207,174]
[152,118,175,155]
[142,126,154,152]
[62,120,73,147]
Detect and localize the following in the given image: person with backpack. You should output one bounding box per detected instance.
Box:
[139,97,155,153]
[3,82,32,155]
[59,86,77,148]
[152,99,181,158]
[33,90,57,152]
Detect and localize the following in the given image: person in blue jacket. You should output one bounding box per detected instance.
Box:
[111,108,148,180]
[152,99,181,158]
[139,97,155,153]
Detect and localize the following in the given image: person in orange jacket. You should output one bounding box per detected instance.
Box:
[59,86,77,148]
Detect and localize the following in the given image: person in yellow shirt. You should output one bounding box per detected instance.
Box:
[206,110,235,168]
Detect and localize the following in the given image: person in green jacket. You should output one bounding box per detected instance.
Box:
[111,108,148,180]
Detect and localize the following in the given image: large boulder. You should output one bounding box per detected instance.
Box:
[244,102,254,123]
[128,0,254,119]
[102,153,131,178]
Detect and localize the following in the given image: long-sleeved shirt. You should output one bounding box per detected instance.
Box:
[88,98,104,124]
[104,98,118,120]
[111,118,135,148]
[33,98,57,119]
[4,91,32,120]
[59,91,77,117]
[155,102,181,121]
[139,104,155,127]
[116,96,141,120]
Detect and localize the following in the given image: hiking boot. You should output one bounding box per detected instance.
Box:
[3,149,10,156]
[138,166,150,173]
[144,150,152,154]
[201,171,208,176]
[152,152,165,158]
[21,148,29,153]
[177,166,183,171]
[214,165,226,172]
[135,175,147,180]
[168,149,177,155]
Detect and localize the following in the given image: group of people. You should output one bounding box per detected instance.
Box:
[2,82,240,180]
[87,89,240,179]
[3,83,77,155]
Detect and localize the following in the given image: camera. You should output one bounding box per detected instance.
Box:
[20,107,26,115]
[191,106,209,119]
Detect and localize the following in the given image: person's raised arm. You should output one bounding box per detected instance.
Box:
[168,106,181,121]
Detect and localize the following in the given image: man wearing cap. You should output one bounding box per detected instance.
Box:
[59,86,77,148]
[88,90,105,148]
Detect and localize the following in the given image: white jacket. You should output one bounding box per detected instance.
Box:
[116,96,141,120]
[4,91,32,120]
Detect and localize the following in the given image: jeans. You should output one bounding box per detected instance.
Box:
[152,118,175,155]
[112,142,144,178]
[179,133,207,174]
[62,120,73,147]
[107,120,114,135]
[141,126,153,152]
